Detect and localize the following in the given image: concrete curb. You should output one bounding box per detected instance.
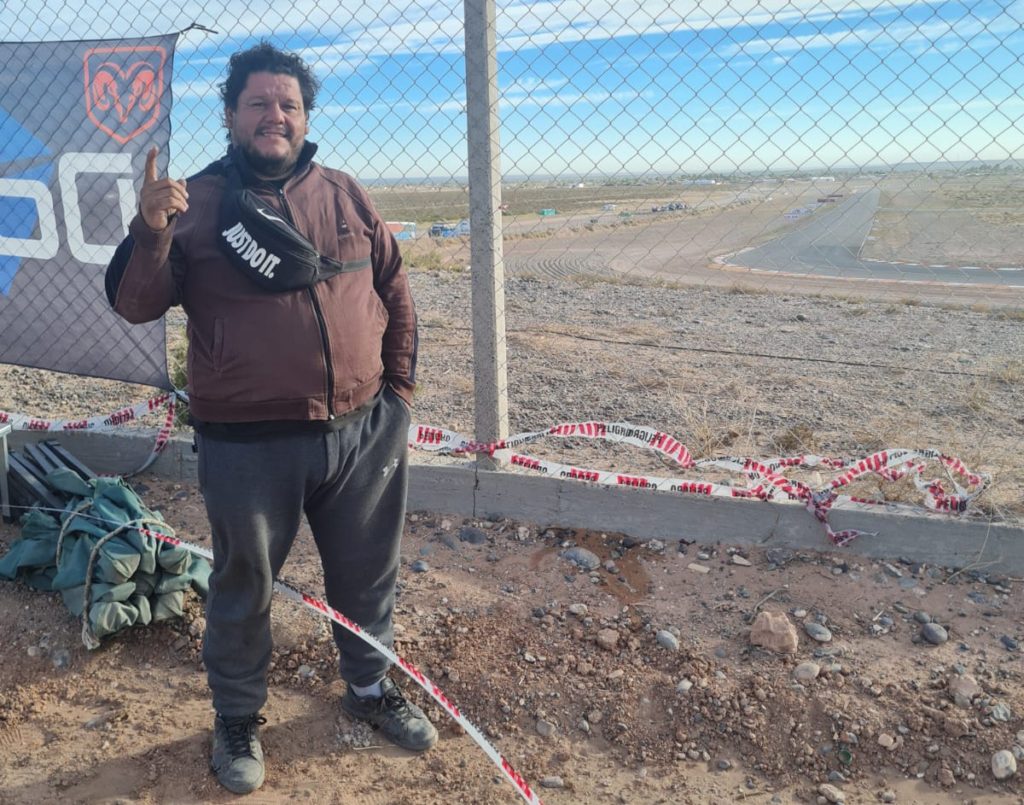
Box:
[9,430,1024,574]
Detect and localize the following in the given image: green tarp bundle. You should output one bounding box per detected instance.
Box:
[0,469,210,648]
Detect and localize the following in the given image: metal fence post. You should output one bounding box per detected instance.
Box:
[464,0,509,468]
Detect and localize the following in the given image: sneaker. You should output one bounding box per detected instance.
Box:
[210,712,266,794]
[341,677,438,752]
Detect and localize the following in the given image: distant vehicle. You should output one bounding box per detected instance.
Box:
[429,222,448,237]
[453,218,471,236]
[538,208,558,217]
[602,203,616,211]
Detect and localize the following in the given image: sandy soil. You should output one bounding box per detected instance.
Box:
[1,480,1023,805]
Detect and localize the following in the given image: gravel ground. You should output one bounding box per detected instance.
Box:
[2,269,1022,518]
[1,269,1023,804]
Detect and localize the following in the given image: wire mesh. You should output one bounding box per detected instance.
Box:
[0,0,1021,518]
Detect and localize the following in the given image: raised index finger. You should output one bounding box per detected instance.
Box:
[144,146,159,185]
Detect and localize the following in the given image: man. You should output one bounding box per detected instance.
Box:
[105,42,435,795]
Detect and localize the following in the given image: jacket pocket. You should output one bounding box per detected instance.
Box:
[212,318,225,373]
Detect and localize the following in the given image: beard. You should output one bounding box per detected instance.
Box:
[238,139,303,180]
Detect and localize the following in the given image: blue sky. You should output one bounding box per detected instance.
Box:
[3,0,1022,180]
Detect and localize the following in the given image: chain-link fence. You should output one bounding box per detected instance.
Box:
[1,1,1022,519]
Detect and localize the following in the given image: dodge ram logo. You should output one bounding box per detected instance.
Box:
[83,46,166,144]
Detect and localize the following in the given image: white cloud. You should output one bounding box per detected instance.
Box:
[726,7,1023,57]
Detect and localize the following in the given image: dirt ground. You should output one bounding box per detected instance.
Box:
[1,169,1022,804]
[1,475,1022,805]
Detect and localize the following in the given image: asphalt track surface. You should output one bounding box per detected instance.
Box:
[724,188,1024,289]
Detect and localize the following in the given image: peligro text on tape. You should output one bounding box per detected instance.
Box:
[104,520,541,805]
[407,420,988,547]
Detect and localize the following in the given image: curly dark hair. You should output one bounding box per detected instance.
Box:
[219,41,320,112]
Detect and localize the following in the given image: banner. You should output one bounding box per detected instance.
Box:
[0,35,177,388]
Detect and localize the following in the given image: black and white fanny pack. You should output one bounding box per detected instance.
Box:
[217,166,369,292]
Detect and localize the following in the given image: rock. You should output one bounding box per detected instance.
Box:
[991,702,1012,722]
[567,603,588,618]
[410,559,430,573]
[438,533,459,550]
[992,749,1017,780]
[1001,635,1019,651]
[937,767,955,786]
[793,662,821,682]
[879,791,896,803]
[596,628,620,652]
[459,526,488,545]
[687,563,710,574]
[948,675,982,708]
[922,623,948,645]
[656,630,680,651]
[732,554,752,566]
[676,679,693,694]
[536,718,556,738]
[540,776,565,789]
[877,733,896,749]
[818,782,845,803]
[749,611,799,654]
[564,546,601,571]
[51,649,71,670]
[804,622,833,643]
[85,709,126,729]
[913,611,931,623]
[766,548,793,565]
[716,758,732,770]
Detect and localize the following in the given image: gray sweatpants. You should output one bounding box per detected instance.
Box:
[196,387,410,717]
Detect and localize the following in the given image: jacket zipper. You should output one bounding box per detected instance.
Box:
[276,186,336,419]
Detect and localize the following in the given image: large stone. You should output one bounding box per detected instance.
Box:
[749,611,799,654]
[922,623,949,645]
[818,782,845,803]
[596,628,620,652]
[948,674,982,708]
[564,546,601,571]
[992,749,1017,780]
[793,662,821,682]
[804,621,833,643]
[458,526,489,544]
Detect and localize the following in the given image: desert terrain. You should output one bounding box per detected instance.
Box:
[1,168,1022,804]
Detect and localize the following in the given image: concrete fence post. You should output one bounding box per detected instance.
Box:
[464,0,509,468]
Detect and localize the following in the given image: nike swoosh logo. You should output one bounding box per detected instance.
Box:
[256,207,287,225]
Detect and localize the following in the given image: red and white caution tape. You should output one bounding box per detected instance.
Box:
[102,523,541,805]
[409,421,988,546]
[0,393,177,474]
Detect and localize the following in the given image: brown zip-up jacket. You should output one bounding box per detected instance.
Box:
[106,143,417,423]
